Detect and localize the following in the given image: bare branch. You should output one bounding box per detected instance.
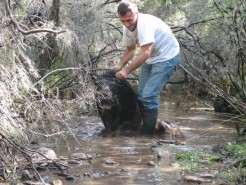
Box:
[99,0,121,9]
[5,0,65,35]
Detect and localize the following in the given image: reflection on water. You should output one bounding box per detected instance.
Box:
[52,101,238,185]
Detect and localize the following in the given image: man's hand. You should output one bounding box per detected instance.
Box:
[115,68,128,80]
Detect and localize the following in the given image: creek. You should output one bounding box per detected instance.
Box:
[41,100,238,185]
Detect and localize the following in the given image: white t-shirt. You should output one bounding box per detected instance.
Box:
[123,13,180,64]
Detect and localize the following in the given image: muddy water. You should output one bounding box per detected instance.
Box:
[52,101,238,185]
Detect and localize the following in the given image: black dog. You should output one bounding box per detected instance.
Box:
[93,70,141,136]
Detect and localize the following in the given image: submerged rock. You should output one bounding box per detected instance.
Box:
[101,159,119,166]
[119,168,139,175]
[65,176,76,181]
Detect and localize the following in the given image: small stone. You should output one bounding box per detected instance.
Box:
[119,169,138,175]
[71,153,91,160]
[147,161,156,166]
[67,159,82,165]
[101,159,119,166]
[83,173,92,177]
[65,176,76,181]
[22,181,48,185]
[51,180,63,185]
[157,150,171,159]
[32,147,57,161]
[21,170,33,181]
[171,163,180,168]
[184,175,212,183]
[135,159,142,163]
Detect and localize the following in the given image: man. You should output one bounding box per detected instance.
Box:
[113,1,180,135]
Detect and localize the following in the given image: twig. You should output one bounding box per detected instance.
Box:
[23,128,66,138]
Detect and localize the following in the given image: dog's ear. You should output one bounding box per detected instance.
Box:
[91,71,103,81]
[104,69,118,78]
[92,74,99,81]
[91,73,101,87]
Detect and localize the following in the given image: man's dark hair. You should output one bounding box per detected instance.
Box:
[117,1,138,16]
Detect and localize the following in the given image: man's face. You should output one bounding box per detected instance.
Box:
[119,11,138,31]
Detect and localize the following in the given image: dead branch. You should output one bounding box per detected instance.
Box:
[0,132,45,184]
[0,132,69,183]
[5,0,65,35]
[36,67,84,85]
[99,0,121,9]
[171,16,223,33]
[180,44,246,114]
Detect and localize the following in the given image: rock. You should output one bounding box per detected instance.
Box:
[233,158,246,168]
[157,150,171,159]
[58,156,68,160]
[65,176,76,181]
[32,147,57,161]
[184,175,212,183]
[198,172,216,179]
[119,169,138,175]
[67,159,82,165]
[156,119,184,138]
[171,163,180,168]
[135,159,142,163]
[22,181,49,185]
[156,139,185,145]
[92,171,110,177]
[83,173,92,177]
[147,161,156,167]
[101,159,119,166]
[70,153,92,160]
[21,170,33,181]
[51,180,63,185]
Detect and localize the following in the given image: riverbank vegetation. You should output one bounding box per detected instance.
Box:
[0,0,245,184]
[176,143,246,184]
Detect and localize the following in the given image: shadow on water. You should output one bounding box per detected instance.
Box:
[50,100,238,185]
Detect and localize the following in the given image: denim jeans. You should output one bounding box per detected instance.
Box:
[138,53,180,110]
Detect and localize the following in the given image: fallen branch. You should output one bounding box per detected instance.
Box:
[0,132,46,184]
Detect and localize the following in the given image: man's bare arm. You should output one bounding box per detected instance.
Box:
[113,44,136,70]
[116,43,153,79]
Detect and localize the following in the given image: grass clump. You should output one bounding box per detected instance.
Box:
[176,150,221,171]
[225,143,246,158]
[176,151,200,171]
[215,143,246,184]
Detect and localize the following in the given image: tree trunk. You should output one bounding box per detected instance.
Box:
[50,0,60,27]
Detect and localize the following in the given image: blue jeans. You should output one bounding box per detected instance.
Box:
[138,53,180,110]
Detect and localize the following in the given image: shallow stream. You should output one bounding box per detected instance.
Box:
[46,100,238,185]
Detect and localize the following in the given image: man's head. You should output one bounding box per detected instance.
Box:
[117,1,138,31]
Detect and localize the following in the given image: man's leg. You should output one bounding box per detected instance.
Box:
[139,54,180,135]
[138,63,155,134]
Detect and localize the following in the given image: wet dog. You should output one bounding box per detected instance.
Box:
[93,70,141,136]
